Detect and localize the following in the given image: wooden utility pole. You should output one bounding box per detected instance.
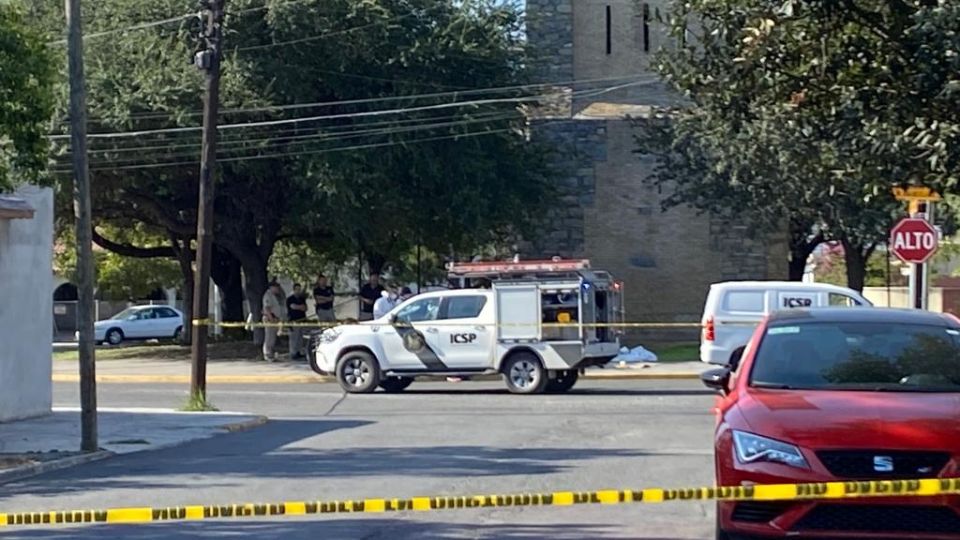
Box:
[190,0,225,400]
[65,0,97,452]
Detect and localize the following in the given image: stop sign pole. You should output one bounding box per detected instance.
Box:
[891,187,941,310]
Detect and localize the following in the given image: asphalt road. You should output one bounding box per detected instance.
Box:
[1,380,718,539]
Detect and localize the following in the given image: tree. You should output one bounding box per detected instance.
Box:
[638,0,959,290]
[33,0,553,340]
[0,4,56,191]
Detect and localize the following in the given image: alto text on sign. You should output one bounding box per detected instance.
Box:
[890,218,939,264]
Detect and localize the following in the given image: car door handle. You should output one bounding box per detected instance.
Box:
[425,327,439,334]
[474,326,486,332]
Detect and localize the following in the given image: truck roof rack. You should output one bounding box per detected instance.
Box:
[446,259,592,280]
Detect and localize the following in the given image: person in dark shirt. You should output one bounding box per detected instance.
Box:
[358,273,384,321]
[286,284,308,360]
[312,274,335,323]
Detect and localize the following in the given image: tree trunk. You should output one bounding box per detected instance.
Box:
[171,236,194,345]
[787,219,823,281]
[211,245,245,323]
[367,253,386,275]
[841,238,878,293]
[239,254,268,345]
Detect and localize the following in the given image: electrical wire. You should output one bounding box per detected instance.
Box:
[74,111,520,155]
[46,12,195,45]
[64,113,526,165]
[51,77,656,141]
[44,0,365,45]
[71,74,649,124]
[51,125,548,173]
[234,4,446,53]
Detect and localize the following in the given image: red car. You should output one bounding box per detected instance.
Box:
[702,308,960,540]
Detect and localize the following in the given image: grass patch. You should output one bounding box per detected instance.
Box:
[181,391,219,412]
[649,342,699,363]
[54,340,265,362]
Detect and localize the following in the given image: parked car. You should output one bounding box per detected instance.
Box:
[702,307,960,540]
[700,281,871,365]
[80,305,184,346]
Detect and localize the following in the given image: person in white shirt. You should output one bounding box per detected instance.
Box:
[373,287,398,319]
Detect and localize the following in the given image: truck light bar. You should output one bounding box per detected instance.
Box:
[447,259,591,275]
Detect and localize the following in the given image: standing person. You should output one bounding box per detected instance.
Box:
[358,273,384,321]
[313,274,336,324]
[398,286,414,302]
[262,281,285,362]
[373,286,398,320]
[286,284,307,360]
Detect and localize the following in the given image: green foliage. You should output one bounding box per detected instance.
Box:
[268,240,338,286]
[55,225,181,299]
[814,245,904,288]
[0,3,56,191]
[96,252,180,300]
[638,0,960,288]
[29,0,552,320]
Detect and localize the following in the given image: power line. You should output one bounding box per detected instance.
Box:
[44,0,351,45]
[68,74,647,125]
[63,113,525,164]
[50,95,540,141]
[47,12,195,45]
[70,111,519,155]
[234,5,444,53]
[52,125,540,173]
[50,77,657,141]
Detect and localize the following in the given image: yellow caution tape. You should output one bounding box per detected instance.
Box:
[2,478,958,527]
[192,319,702,329]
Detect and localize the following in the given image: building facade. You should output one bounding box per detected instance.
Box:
[0,186,54,422]
[525,0,788,331]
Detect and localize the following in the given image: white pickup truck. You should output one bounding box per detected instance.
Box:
[310,259,624,394]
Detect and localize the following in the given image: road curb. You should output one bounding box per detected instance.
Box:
[222,415,269,433]
[53,371,701,384]
[0,450,113,486]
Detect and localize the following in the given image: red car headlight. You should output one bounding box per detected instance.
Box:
[733,430,809,469]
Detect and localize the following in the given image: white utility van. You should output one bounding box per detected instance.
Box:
[310,259,624,394]
[699,281,871,365]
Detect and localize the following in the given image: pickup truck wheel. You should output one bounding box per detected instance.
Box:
[379,377,414,393]
[503,352,547,394]
[546,370,579,393]
[336,351,380,394]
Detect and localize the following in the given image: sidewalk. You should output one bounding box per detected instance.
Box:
[52,357,711,384]
[0,408,265,484]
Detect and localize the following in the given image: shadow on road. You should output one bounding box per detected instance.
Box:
[0,419,659,500]
[2,519,702,540]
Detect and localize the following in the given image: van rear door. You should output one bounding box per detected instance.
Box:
[706,288,767,365]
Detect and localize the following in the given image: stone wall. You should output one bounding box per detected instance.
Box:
[525,0,574,83]
[0,185,53,422]
[525,117,787,338]
[522,0,789,339]
[524,119,607,257]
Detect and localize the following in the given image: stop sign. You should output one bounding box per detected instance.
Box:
[890,218,939,264]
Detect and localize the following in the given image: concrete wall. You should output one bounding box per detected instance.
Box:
[0,185,54,422]
[863,287,945,312]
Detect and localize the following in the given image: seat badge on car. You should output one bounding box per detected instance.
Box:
[873,456,894,473]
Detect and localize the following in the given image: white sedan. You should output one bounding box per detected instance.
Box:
[79,305,185,346]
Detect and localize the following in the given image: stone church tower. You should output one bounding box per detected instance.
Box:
[524,0,788,330]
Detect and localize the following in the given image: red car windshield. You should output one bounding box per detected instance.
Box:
[750,322,960,392]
